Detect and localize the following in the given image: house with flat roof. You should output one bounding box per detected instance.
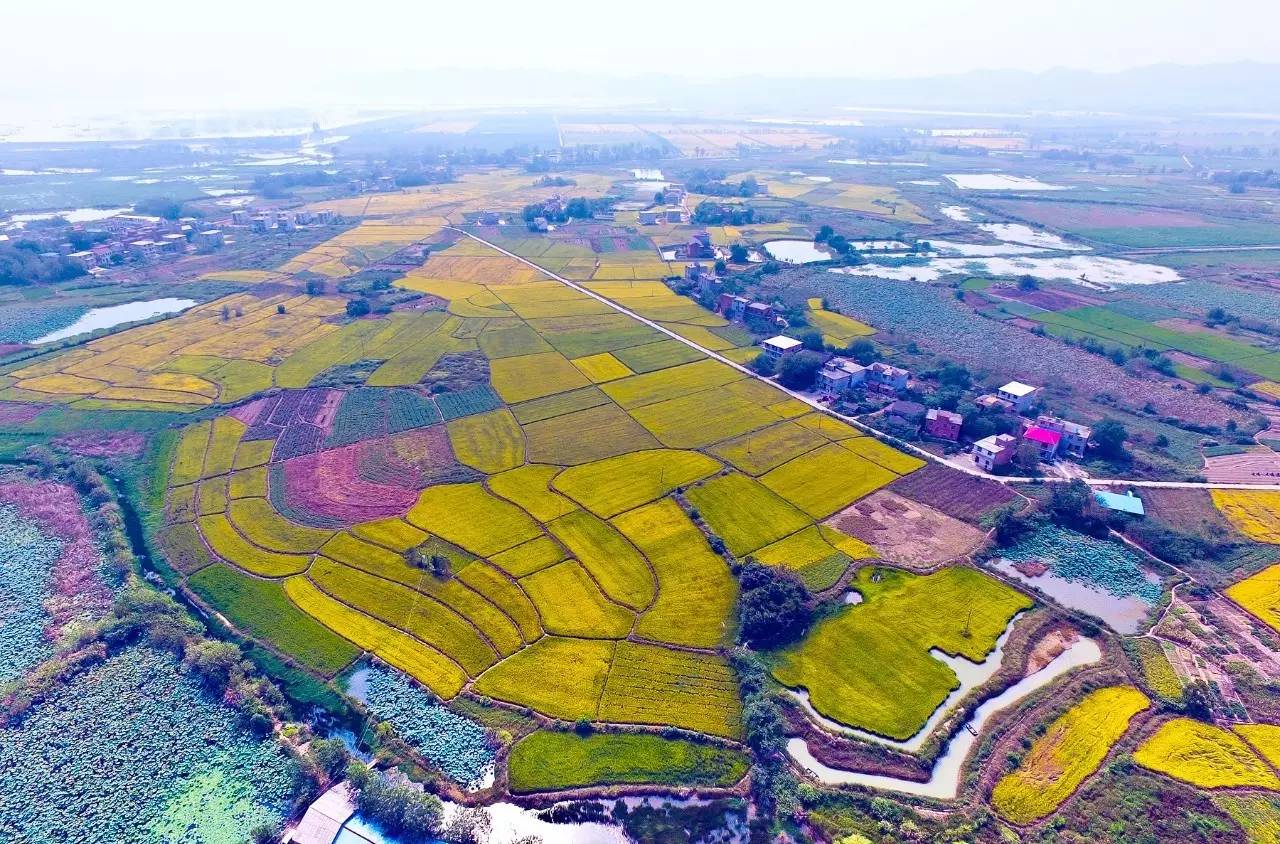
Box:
[866,361,910,393]
[997,381,1041,413]
[817,359,867,396]
[761,335,803,362]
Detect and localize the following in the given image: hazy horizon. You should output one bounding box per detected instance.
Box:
[7,0,1280,119]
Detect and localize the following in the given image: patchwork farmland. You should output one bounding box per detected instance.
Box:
[13,118,1280,844]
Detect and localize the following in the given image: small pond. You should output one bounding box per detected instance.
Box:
[763,239,832,264]
[33,297,197,344]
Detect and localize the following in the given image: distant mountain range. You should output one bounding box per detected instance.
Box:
[334,62,1280,119]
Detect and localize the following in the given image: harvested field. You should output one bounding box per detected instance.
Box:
[825,490,986,567]
[886,463,1019,524]
[1140,487,1236,534]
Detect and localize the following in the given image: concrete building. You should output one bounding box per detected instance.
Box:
[66,251,97,270]
[128,239,161,262]
[639,209,663,225]
[761,335,803,362]
[867,362,910,393]
[817,359,867,396]
[997,381,1041,414]
[925,408,963,441]
[1033,415,1091,459]
[195,229,225,249]
[1022,425,1062,461]
[973,433,1018,472]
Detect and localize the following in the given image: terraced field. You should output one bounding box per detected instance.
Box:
[131,226,927,746]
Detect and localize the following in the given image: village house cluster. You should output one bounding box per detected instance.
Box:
[638,183,690,225]
[42,206,342,276]
[969,381,1093,471]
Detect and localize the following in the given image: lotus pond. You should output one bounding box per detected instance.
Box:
[349,664,495,790]
[0,647,303,843]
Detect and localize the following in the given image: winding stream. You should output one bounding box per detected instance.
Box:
[787,637,1102,798]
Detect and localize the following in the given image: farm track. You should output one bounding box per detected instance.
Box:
[447,227,1280,493]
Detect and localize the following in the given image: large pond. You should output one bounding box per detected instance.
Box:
[788,637,1102,798]
[830,254,1180,288]
[763,239,832,264]
[945,173,1071,191]
[33,297,197,344]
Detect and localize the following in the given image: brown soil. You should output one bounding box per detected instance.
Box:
[826,490,986,568]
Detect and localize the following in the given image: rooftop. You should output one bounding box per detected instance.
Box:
[975,433,1017,451]
[1023,426,1062,446]
[1000,381,1039,397]
[764,335,803,350]
[1095,490,1146,516]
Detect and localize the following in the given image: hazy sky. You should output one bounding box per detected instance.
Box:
[6,0,1279,115]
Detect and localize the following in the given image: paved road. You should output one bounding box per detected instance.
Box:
[449,227,1280,493]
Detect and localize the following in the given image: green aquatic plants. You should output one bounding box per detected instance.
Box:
[360,665,495,790]
[1000,524,1160,603]
[0,647,302,843]
[0,505,60,682]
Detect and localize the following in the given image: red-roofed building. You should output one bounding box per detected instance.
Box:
[1023,425,1062,461]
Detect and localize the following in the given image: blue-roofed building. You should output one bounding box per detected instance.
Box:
[1095,489,1145,516]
